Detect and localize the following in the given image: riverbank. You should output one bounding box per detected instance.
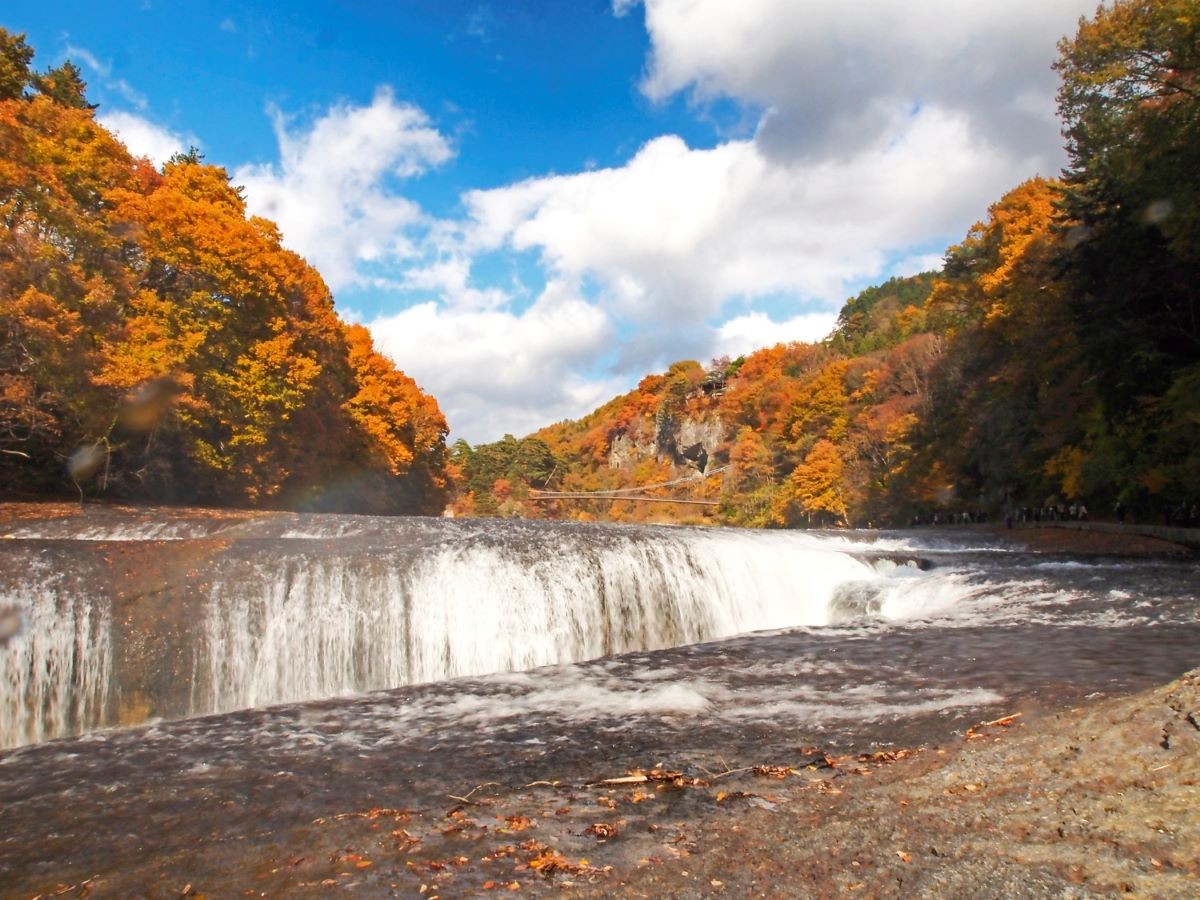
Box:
[3,501,1196,557]
[1003,521,1196,556]
[248,670,1197,898]
[59,666,1187,899]
[0,500,274,525]
[565,668,1200,898]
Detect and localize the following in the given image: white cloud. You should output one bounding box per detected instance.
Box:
[464,104,1016,326]
[98,111,192,167]
[65,43,147,109]
[224,2,1095,442]
[714,311,838,359]
[234,88,454,290]
[398,256,509,311]
[367,283,619,443]
[422,0,1093,440]
[633,0,1092,165]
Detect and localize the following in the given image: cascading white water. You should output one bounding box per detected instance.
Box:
[195,529,888,716]
[0,564,112,748]
[1,516,976,748]
[200,562,415,714]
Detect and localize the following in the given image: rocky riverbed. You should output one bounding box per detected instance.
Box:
[2,503,1196,898]
[567,669,1200,898]
[21,668,1192,899]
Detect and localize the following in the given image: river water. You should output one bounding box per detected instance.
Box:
[0,509,1196,893]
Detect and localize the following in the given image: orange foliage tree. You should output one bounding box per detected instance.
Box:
[0,31,448,512]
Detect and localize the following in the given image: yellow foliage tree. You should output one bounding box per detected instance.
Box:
[774,439,847,527]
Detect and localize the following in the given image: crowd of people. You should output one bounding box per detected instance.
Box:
[909,510,990,527]
[910,499,1200,530]
[1161,502,1200,528]
[1014,504,1089,523]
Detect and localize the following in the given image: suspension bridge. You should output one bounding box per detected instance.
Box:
[528,466,727,507]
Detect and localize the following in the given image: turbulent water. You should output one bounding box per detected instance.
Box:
[0,512,939,748]
[0,508,1197,894]
[1,512,1197,750]
[1,511,1197,753]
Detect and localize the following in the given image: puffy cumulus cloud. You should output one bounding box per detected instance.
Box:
[630,0,1092,165]
[398,256,509,311]
[235,88,453,290]
[430,108,1007,435]
[464,103,1016,321]
[98,111,193,167]
[436,1,1091,439]
[714,311,839,359]
[367,283,621,443]
[228,1,1094,442]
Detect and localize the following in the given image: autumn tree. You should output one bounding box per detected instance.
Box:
[343,324,448,496]
[33,61,95,109]
[0,29,449,511]
[1055,0,1200,417]
[1053,0,1200,505]
[722,425,778,526]
[775,439,848,527]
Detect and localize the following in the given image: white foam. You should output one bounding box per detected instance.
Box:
[0,564,111,748]
[0,522,214,541]
[719,685,1003,724]
[4,518,1178,748]
[192,530,883,718]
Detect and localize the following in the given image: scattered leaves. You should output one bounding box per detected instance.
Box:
[857,749,916,764]
[752,765,795,779]
[392,828,421,852]
[332,807,411,822]
[496,815,534,834]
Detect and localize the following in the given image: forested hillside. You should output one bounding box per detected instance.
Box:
[452,0,1198,527]
[0,31,449,513]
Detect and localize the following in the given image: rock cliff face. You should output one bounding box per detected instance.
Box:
[607,430,656,471]
[607,414,727,473]
[678,418,725,457]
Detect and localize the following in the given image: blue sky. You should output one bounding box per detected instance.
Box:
[4,0,1094,442]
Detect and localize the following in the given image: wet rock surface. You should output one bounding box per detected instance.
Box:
[4,671,1196,898]
[570,670,1200,899]
[2,505,1196,897]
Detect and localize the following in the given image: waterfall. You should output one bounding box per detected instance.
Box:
[0,562,112,748]
[0,515,937,748]
[194,530,875,716]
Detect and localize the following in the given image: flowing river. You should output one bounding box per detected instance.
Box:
[0,507,1196,894]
